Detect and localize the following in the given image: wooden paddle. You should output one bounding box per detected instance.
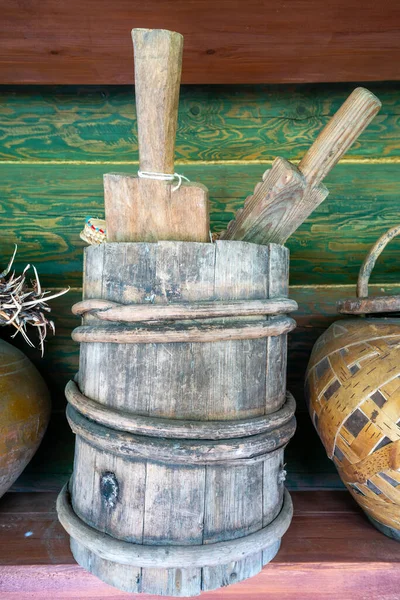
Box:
[220,87,381,245]
[104,29,209,243]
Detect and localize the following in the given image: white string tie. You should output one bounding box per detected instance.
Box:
[138,170,190,192]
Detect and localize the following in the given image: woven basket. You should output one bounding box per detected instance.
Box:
[305,225,400,540]
[80,218,106,245]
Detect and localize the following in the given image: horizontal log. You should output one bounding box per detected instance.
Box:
[2,1,400,84]
[67,405,296,465]
[65,380,296,440]
[72,297,298,321]
[57,484,292,568]
[1,163,400,288]
[0,84,396,163]
[72,316,296,344]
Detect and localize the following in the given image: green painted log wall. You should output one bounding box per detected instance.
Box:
[2,82,400,491]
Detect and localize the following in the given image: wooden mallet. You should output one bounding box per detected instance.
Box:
[104,29,210,243]
[220,87,381,245]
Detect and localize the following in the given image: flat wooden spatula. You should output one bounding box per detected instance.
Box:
[220,87,381,245]
[104,29,209,242]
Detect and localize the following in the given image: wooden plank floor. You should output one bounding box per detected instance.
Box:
[1,491,399,599]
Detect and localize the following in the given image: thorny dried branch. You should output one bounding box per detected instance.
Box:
[0,247,69,356]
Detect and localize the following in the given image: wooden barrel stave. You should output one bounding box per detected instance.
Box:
[79,338,272,420]
[70,538,143,594]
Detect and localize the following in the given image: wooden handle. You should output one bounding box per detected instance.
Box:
[298,87,381,188]
[132,28,183,173]
[357,224,400,298]
[337,225,400,314]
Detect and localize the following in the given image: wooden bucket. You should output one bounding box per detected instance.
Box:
[57,240,297,596]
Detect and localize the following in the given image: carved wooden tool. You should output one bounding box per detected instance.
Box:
[104,29,209,242]
[220,87,381,245]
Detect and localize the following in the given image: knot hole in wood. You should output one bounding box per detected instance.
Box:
[100,471,119,509]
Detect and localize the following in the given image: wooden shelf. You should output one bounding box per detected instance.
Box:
[1,490,399,598]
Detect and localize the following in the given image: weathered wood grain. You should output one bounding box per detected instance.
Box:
[220,158,328,244]
[266,245,290,412]
[168,464,260,545]
[105,30,210,244]
[338,294,400,314]
[70,539,142,595]
[67,238,294,593]
[72,444,205,594]
[8,282,400,409]
[104,173,210,243]
[133,29,182,176]
[0,84,398,163]
[78,241,291,420]
[1,163,400,287]
[71,441,145,542]
[222,88,381,245]
[1,1,400,85]
[201,461,264,590]
[140,461,204,595]
[66,438,291,594]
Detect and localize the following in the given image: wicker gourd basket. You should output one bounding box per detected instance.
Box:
[80,218,106,245]
[305,226,400,540]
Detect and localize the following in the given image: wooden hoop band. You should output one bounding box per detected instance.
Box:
[57,483,293,568]
[65,380,296,440]
[72,297,298,322]
[72,315,296,345]
[67,404,296,466]
[338,225,400,315]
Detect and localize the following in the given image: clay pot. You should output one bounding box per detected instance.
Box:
[0,338,51,497]
[305,226,400,540]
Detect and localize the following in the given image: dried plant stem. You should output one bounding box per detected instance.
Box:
[0,247,69,355]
